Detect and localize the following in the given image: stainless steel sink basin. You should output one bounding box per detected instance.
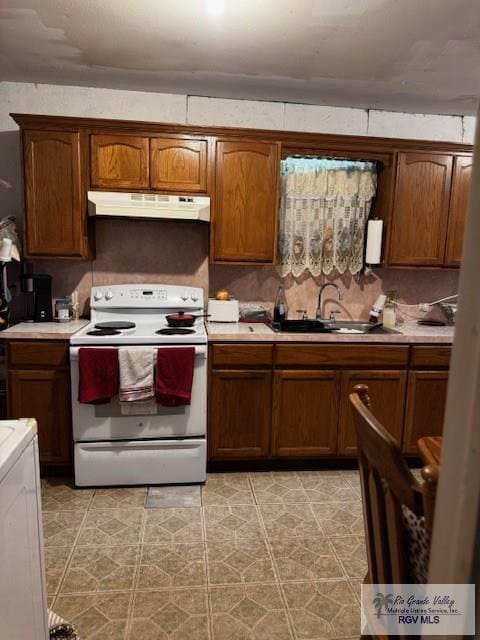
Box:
[325,321,401,334]
[273,319,400,335]
[274,319,331,333]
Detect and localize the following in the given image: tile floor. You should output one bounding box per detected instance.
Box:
[43,470,366,640]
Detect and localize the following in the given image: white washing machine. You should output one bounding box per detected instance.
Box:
[0,419,48,639]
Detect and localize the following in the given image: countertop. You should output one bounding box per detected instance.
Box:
[1,320,89,340]
[206,321,454,344]
[0,319,454,344]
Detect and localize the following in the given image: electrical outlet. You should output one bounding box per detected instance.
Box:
[418,303,431,313]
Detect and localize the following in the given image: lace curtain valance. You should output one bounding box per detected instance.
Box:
[278,157,377,277]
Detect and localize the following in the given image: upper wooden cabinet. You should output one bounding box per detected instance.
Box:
[388,151,472,267]
[23,130,90,258]
[91,134,209,193]
[389,152,453,266]
[212,139,280,263]
[13,114,473,263]
[445,155,472,266]
[150,137,208,192]
[90,134,149,189]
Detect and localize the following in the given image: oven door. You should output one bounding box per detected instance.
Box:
[70,345,207,441]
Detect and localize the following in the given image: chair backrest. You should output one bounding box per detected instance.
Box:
[350,384,437,586]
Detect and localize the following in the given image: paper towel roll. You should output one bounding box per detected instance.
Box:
[365,219,383,264]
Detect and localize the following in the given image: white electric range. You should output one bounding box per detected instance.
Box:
[70,284,207,487]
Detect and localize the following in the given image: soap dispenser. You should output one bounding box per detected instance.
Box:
[274,285,288,323]
[383,291,397,329]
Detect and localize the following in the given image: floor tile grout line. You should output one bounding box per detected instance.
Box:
[53,575,363,596]
[202,498,215,640]
[254,502,297,640]
[123,590,136,640]
[328,536,368,586]
[263,533,347,585]
[51,507,91,600]
[131,507,148,594]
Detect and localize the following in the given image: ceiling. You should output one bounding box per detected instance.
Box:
[1,0,479,115]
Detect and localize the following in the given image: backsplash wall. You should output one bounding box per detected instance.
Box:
[33,219,209,316]
[33,236,459,322]
[209,264,460,322]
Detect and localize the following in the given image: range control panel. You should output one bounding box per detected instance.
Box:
[90,284,204,309]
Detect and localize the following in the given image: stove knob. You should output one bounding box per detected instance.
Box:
[94,290,103,301]
[105,290,114,300]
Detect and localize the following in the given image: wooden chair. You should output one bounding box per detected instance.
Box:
[350,384,439,637]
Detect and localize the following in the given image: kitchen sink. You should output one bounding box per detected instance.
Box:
[273,320,400,334]
[273,319,332,333]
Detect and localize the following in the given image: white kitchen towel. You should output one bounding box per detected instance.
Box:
[118,348,157,415]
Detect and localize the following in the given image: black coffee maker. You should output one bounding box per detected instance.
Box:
[22,273,53,322]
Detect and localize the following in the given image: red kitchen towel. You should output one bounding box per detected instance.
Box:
[155,347,195,406]
[78,348,119,404]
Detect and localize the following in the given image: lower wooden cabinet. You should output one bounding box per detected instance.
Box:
[8,369,72,466]
[338,370,407,455]
[206,343,452,463]
[7,341,72,471]
[402,371,449,454]
[208,369,272,459]
[272,371,339,457]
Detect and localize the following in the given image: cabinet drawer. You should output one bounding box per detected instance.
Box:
[275,344,409,368]
[410,346,451,368]
[8,341,69,368]
[211,344,273,367]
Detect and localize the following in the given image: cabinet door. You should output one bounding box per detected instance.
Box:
[150,137,208,192]
[213,140,280,263]
[8,369,72,466]
[272,371,340,457]
[389,152,453,265]
[403,371,449,454]
[23,130,87,258]
[338,370,407,456]
[445,155,472,266]
[91,134,149,189]
[209,370,271,459]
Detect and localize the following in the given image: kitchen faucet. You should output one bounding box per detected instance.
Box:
[316,283,342,322]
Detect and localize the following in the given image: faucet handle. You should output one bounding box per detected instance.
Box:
[296,309,308,320]
[328,310,341,323]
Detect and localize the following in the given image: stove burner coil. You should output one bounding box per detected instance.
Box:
[95,321,136,330]
[87,329,122,336]
[156,328,196,335]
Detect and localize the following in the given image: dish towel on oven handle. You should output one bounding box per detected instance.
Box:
[119,347,157,415]
[78,347,119,404]
[156,347,195,406]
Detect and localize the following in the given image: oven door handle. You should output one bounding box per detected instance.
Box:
[69,345,207,360]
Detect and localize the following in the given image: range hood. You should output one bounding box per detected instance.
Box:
[88,191,210,222]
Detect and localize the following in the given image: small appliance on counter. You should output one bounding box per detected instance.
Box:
[22,272,53,322]
[207,290,239,323]
[54,298,74,323]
